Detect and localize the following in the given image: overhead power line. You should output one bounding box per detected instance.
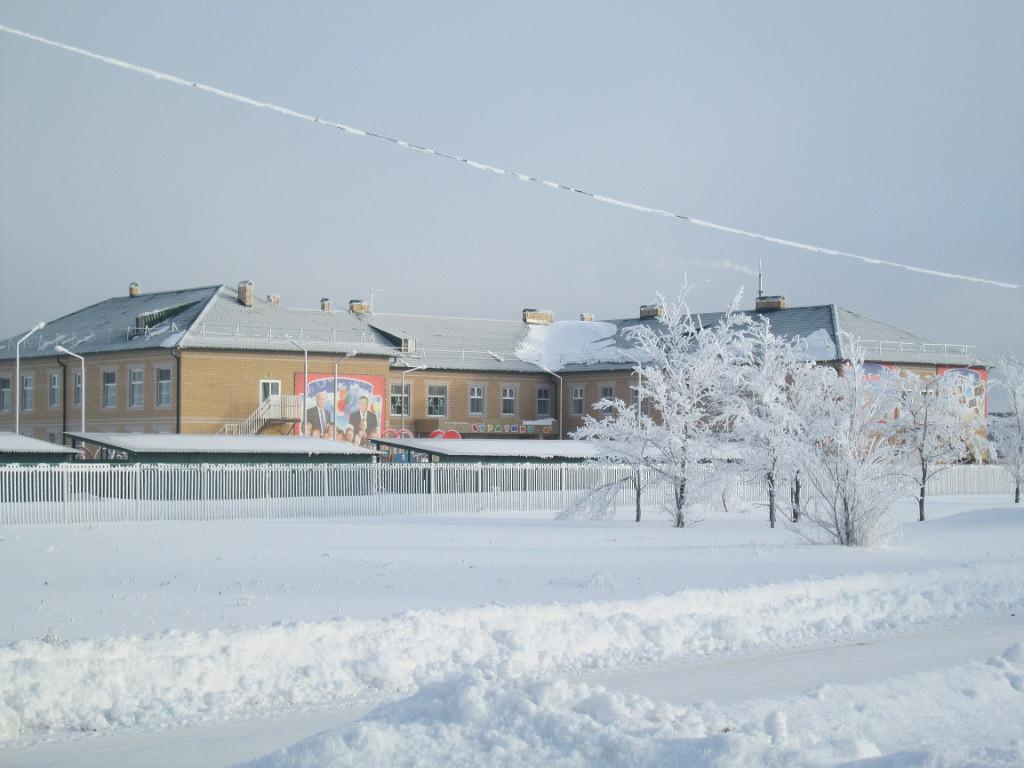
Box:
[2,23,1020,291]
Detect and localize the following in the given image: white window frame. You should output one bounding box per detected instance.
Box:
[48,373,60,408]
[536,386,550,417]
[427,385,447,417]
[390,383,410,417]
[469,385,485,416]
[102,370,117,409]
[21,375,34,412]
[570,386,584,416]
[500,386,517,416]
[0,377,10,412]
[156,368,172,407]
[73,371,82,408]
[129,369,144,408]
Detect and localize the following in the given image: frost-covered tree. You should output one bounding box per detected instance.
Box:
[732,317,815,528]
[892,370,987,521]
[797,337,907,547]
[571,394,658,521]
[579,287,755,528]
[991,355,1024,504]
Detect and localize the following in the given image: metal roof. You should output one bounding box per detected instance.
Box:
[1,284,983,371]
[0,285,399,361]
[0,432,77,456]
[371,437,599,461]
[67,432,375,456]
[359,313,541,373]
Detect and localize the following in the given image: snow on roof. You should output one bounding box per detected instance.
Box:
[514,320,637,370]
[371,438,599,459]
[0,432,77,454]
[66,433,375,455]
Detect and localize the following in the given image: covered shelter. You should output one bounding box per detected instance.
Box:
[0,433,78,464]
[370,437,599,464]
[66,433,376,464]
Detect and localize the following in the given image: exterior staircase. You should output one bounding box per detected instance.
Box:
[218,395,303,435]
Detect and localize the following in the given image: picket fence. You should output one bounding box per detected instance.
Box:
[0,462,1015,526]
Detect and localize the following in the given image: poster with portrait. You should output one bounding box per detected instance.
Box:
[294,373,386,447]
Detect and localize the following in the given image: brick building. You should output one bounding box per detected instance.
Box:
[0,282,988,454]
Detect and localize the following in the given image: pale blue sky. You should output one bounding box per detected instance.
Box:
[1,1,1021,363]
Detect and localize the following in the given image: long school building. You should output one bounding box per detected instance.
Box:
[0,282,988,455]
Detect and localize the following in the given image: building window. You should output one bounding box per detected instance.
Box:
[469,385,484,415]
[390,383,410,416]
[49,374,60,408]
[500,386,516,416]
[73,372,82,407]
[0,377,10,412]
[129,369,144,408]
[102,371,116,409]
[571,386,584,416]
[631,386,649,416]
[427,385,447,417]
[21,375,34,412]
[536,387,550,417]
[156,368,172,407]
[600,385,614,414]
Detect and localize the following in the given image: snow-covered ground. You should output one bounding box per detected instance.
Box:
[1,495,1022,767]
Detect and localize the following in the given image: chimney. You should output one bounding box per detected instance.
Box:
[348,299,371,314]
[129,282,141,297]
[522,308,554,325]
[639,304,663,318]
[755,295,787,311]
[320,298,331,312]
[267,294,280,305]
[238,281,254,307]
[579,312,594,322]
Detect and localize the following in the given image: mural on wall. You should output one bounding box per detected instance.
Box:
[939,367,987,422]
[295,374,386,447]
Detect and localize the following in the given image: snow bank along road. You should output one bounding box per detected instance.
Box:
[2,559,1022,766]
[3,616,1022,768]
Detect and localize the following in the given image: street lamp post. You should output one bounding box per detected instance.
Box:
[14,322,45,434]
[400,364,427,433]
[284,335,308,436]
[332,351,358,441]
[540,366,563,440]
[54,345,85,433]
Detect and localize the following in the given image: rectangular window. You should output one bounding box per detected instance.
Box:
[156,368,172,407]
[571,386,584,416]
[469,385,484,415]
[427,385,447,417]
[129,369,144,408]
[536,387,550,417]
[102,371,116,409]
[49,373,60,408]
[73,372,82,407]
[0,377,11,412]
[600,385,614,414]
[21,375,34,411]
[500,386,516,416]
[390,383,410,416]
[631,386,649,416]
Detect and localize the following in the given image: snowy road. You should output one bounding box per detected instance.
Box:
[4,615,1020,768]
[590,615,1023,706]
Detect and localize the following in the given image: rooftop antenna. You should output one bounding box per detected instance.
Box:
[758,259,764,298]
[370,286,384,312]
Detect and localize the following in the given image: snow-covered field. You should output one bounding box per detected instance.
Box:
[1,495,1022,767]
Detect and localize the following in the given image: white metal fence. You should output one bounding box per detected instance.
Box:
[0,462,1015,526]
